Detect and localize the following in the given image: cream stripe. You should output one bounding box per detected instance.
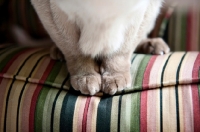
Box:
[110,96,120,132]
[86,97,100,132]
[179,52,198,83]
[73,96,87,132]
[7,81,25,132]
[182,85,194,132]
[163,52,185,86]
[149,53,171,89]
[18,49,49,77]
[147,89,157,132]
[175,52,198,131]
[156,89,160,132]
[31,57,51,81]
[120,94,132,132]
[0,78,12,131]
[91,97,101,132]
[5,48,41,76]
[53,91,67,132]
[162,86,177,132]
[42,88,59,132]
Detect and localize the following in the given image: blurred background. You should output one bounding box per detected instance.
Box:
[0,0,199,51]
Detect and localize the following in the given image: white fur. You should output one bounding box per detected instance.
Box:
[54,0,154,57]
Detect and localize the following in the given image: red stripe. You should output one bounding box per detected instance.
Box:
[140,90,147,132]
[192,53,200,132]
[29,84,43,132]
[39,60,56,84]
[192,53,200,83]
[191,85,200,132]
[29,59,56,131]
[143,56,157,89]
[82,97,91,132]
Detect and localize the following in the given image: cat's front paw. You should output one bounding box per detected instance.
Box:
[70,74,101,95]
[135,38,170,55]
[101,72,131,95]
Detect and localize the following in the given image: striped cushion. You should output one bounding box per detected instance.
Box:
[0,46,200,131]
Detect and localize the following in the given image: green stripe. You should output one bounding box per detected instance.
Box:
[35,86,51,132]
[134,55,151,91]
[120,94,132,132]
[130,92,141,132]
[96,96,113,132]
[45,61,63,86]
[129,55,145,92]
[60,93,77,132]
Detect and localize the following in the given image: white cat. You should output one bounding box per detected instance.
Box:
[31,0,170,95]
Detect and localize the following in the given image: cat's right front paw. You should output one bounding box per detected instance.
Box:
[101,72,131,95]
[70,74,101,95]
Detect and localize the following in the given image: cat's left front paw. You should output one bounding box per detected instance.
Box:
[101,72,131,95]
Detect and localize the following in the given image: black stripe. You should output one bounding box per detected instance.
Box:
[60,92,77,132]
[131,54,137,64]
[3,48,45,132]
[117,95,123,132]
[176,53,186,85]
[160,53,172,132]
[50,74,70,132]
[175,53,186,132]
[16,54,48,132]
[96,96,112,132]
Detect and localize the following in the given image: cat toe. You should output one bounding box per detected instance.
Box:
[101,72,131,95]
[70,74,101,95]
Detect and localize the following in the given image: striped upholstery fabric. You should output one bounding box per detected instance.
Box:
[166,6,200,51]
[0,46,200,131]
